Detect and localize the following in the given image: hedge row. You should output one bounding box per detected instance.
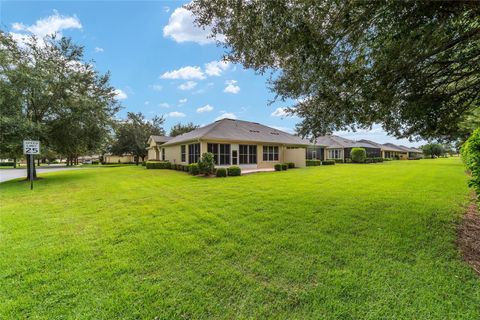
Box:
[145,161,242,177]
[0,162,15,166]
[461,128,480,197]
[306,160,336,166]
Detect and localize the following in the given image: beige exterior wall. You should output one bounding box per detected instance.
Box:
[160,139,306,169]
[147,147,159,161]
[104,155,136,163]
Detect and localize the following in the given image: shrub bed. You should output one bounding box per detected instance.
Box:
[365,157,384,163]
[287,162,295,169]
[461,128,480,197]
[306,160,321,166]
[0,162,15,166]
[334,159,344,163]
[188,163,200,175]
[274,164,282,171]
[216,168,227,177]
[146,161,171,169]
[281,163,288,170]
[322,160,335,165]
[227,166,241,176]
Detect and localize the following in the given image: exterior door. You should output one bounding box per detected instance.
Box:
[232,150,238,165]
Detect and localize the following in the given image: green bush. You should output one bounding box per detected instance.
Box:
[287,162,295,168]
[383,158,393,161]
[0,162,15,167]
[322,160,335,165]
[461,128,480,196]
[146,161,171,169]
[281,163,288,170]
[274,164,282,171]
[227,166,241,176]
[334,159,344,163]
[351,148,367,163]
[92,160,100,165]
[198,152,215,175]
[188,163,200,175]
[216,168,227,177]
[306,160,321,166]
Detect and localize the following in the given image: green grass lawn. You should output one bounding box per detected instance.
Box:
[0,158,478,319]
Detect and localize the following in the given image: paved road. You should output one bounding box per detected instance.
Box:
[0,166,82,183]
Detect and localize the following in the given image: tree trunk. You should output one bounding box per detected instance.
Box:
[37,158,40,166]
[13,157,16,168]
[26,154,37,180]
[135,155,139,166]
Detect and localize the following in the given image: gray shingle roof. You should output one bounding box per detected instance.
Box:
[150,135,172,143]
[162,118,309,146]
[382,143,408,152]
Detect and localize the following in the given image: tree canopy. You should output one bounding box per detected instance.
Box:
[169,122,200,137]
[0,31,120,173]
[188,1,480,141]
[110,112,165,164]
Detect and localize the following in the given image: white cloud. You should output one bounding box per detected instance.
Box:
[178,81,197,90]
[197,104,213,113]
[160,66,205,80]
[205,60,230,76]
[215,112,237,121]
[159,102,170,108]
[94,47,104,53]
[179,98,188,104]
[163,6,170,13]
[163,7,222,45]
[150,84,163,91]
[114,89,128,100]
[167,111,186,118]
[144,101,150,105]
[11,11,82,39]
[271,107,289,117]
[224,80,240,94]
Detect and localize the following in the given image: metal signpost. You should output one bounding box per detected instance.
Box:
[23,140,40,190]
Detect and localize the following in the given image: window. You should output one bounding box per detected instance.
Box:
[161,148,165,161]
[181,145,186,162]
[207,143,231,165]
[239,145,257,164]
[263,145,279,161]
[327,149,342,159]
[188,143,200,163]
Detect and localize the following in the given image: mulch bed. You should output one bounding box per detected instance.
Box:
[457,192,480,275]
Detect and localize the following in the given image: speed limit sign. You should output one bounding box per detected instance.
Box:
[23,140,40,155]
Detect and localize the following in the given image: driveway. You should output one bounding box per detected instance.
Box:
[0,166,83,183]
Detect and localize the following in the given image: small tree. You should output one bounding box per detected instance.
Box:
[422,143,445,158]
[198,152,215,175]
[170,122,199,137]
[351,148,367,163]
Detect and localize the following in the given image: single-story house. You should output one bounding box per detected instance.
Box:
[147,135,172,161]
[150,118,309,169]
[103,154,137,163]
[381,143,409,160]
[307,135,382,161]
[397,145,423,159]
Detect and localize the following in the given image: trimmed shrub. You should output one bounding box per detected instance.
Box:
[227,166,241,176]
[274,164,282,171]
[198,152,215,175]
[188,163,200,175]
[351,148,367,163]
[461,128,480,196]
[0,162,15,167]
[306,160,321,166]
[216,168,227,177]
[334,159,344,163]
[141,161,146,166]
[146,161,171,169]
[383,158,393,161]
[92,160,100,165]
[287,162,295,168]
[322,160,335,165]
[281,163,288,170]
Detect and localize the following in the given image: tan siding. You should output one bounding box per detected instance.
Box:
[285,148,306,167]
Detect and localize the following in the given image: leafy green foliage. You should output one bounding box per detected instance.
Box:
[198,152,215,175]
[306,160,321,166]
[110,112,165,165]
[351,148,367,163]
[227,166,241,176]
[461,128,480,196]
[188,163,200,175]
[274,164,282,171]
[421,143,446,158]
[215,168,227,177]
[188,1,480,141]
[322,160,335,165]
[146,161,171,169]
[169,122,200,137]
[287,162,295,169]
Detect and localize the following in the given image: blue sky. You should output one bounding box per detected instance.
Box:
[0,0,423,146]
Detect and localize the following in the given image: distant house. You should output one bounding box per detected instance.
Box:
[307,135,382,161]
[397,145,423,159]
[103,154,136,163]
[148,118,309,168]
[147,135,173,161]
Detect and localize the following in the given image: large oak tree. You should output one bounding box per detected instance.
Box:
[188,1,480,141]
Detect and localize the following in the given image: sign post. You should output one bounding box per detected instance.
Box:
[23,140,40,190]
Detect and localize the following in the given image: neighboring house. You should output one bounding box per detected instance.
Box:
[308,135,382,161]
[153,118,309,168]
[397,145,424,159]
[103,154,136,163]
[381,143,409,160]
[147,135,173,161]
